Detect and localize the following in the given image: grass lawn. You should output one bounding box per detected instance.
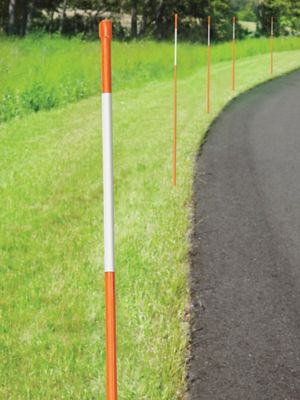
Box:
[1,40,300,398]
[1,34,300,122]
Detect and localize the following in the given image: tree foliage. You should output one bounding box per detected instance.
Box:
[1,0,298,40]
[232,0,300,35]
[256,0,288,35]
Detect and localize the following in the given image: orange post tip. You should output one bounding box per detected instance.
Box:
[99,19,112,40]
[175,13,178,28]
[99,19,112,93]
[208,16,211,24]
[233,16,236,23]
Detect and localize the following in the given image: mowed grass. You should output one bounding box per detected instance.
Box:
[1,34,300,122]
[1,39,300,398]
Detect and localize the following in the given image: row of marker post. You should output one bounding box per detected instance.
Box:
[173,14,275,186]
[99,14,276,400]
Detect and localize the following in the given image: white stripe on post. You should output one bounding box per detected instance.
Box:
[207,16,211,113]
[174,22,177,66]
[173,13,178,187]
[271,17,274,36]
[208,19,211,46]
[102,92,115,273]
[233,18,235,40]
[232,16,236,92]
[270,17,274,75]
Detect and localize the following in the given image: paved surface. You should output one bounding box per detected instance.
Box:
[188,70,300,400]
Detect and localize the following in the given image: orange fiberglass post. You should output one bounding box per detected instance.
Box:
[207,16,211,113]
[99,20,118,400]
[270,16,274,75]
[232,16,236,92]
[173,13,178,186]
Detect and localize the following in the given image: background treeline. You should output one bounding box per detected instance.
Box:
[0,0,299,41]
[233,0,300,36]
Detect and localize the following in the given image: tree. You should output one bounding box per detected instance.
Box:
[286,0,300,34]
[256,0,289,35]
[8,0,16,34]
[60,0,68,33]
[235,0,256,21]
[139,0,151,36]
[0,0,251,40]
[130,0,137,37]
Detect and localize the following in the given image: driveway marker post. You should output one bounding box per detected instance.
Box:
[99,19,118,400]
[232,16,236,92]
[173,13,178,186]
[270,16,274,75]
[207,16,211,113]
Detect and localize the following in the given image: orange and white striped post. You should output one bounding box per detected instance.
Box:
[99,20,118,400]
[207,16,211,113]
[173,13,178,187]
[270,16,274,75]
[232,16,236,92]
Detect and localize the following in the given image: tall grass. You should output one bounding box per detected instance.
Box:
[1,34,300,123]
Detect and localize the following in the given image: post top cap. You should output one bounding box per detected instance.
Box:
[99,20,112,39]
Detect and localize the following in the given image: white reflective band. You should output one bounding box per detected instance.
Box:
[102,93,115,272]
[174,28,177,65]
[233,22,235,40]
[271,20,274,35]
[208,24,210,46]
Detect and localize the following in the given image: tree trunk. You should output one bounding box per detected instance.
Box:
[26,0,34,34]
[60,0,68,34]
[49,10,54,34]
[139,0,150,36]
[131,0,137,38]
[8,0,16,35]
[155,0,165,39]
[20,0,29,36]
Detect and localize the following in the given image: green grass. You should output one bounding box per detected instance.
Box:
[1,34,300,123]
[1,38,300,399]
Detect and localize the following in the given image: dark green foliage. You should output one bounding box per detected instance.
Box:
[256,0,288,36]
[0,0,241,41]
[236,0,256,21]
[0,80,89,123]
[21,83,58,112]
[1,0,299,41]
[232,0,300,35]
[0,91,20,122]
[257,0,300,36]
